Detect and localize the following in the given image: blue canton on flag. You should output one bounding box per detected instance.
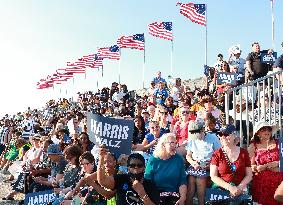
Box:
[194,4,206,16]
[133,34,145,42]
[110,45,120,53]
[163,22,172,31]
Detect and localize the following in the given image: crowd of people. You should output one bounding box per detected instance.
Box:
[0,41,283,205]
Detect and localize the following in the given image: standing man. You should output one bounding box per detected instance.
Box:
[152,71,167,87]
[0,119,11,155]
[245,42,271,82]
[274,42,283,70]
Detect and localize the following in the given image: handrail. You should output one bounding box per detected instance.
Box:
[226,70,283,93]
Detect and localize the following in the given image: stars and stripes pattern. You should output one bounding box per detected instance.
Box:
[98,45,120,60]
[78,54,103,69]
[117,34,145,50]
[148,22,173,41]
[177,2,206,26]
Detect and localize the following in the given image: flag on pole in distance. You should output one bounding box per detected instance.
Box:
[98,45,120,60]
[177,2,206,26]
[148,22,173,41]
[117,34,145,50]
[78,54,103,69]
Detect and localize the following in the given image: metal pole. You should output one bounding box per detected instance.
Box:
[171,35,174,76]
[270,0,275,49]
[143,34,146,89]
[205,4,208,66]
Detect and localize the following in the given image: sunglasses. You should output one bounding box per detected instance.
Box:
[160,112,168,115]
[150,126,160,130]
[81,162,90,166]
[181,111,190,114]
[189,129,202,134]
[128,163,144,168]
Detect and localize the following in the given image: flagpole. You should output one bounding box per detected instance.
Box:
[143,34,146,89]
[118,49,121,86]
[205,4,208,67]
[171,37,173,76]
[270,0,275,49]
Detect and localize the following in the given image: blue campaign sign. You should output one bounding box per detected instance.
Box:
[279,136,283,172]
[87,112,134,157]
[261,51,277,64]
[24,190,55,205]
[217,72,237,86]
[205,188,230,202]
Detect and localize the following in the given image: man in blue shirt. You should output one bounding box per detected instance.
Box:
[152,71,167,86]
[274,42,283,70]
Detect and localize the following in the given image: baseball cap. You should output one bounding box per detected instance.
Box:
[188,120,204,140]
[219,124,236,135]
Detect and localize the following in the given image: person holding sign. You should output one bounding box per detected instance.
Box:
[97,147,160,205]
[214,61,233,95]
[210,125,252,203]
[248,121,283,205]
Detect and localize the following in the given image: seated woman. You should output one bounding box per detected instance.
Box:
[248,121,283,205]
[185,120,221,205]
[78,132,94,152]
[210,124,253,203]
[97,148,160,205]
[145,133,187,205]
[62,152,105,205]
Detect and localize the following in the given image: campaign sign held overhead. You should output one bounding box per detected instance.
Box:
[87,112,134,157]
[217,72,237,86]
[261,51,277,64]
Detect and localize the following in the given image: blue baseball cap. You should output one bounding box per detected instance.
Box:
[219,124,236,135]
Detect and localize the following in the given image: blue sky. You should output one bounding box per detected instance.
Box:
[0,0,282,116]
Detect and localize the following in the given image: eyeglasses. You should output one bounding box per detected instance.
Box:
[160,112,168,115]
[166,141,177,146]
[181,111,189,115]
[81,162,90,166]
[128,163,144,168]
[189,129,202,134]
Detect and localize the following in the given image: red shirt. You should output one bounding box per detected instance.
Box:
[211,148,251,186]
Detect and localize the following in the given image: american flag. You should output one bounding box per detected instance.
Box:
[148,22,173,41]
[65,62,86,73]
[98,45,120,60]
[78,54,103,69]
[177,2,206,26]
[36,79,53,89]
[56,68,74,78]
[117,34,145,50]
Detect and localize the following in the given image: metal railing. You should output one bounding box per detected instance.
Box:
[224,70,282,146]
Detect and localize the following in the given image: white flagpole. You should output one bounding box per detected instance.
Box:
[171,37,174,76]
[143,34,146,89]
[205,4,208,67]
[270,0,275,49]
[119,49,121,86]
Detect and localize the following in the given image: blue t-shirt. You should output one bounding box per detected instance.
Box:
[144,154,187,192]
[152,77,166,85]
[154,89,168,105]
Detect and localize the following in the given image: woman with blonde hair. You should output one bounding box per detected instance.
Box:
[145,133,187,205]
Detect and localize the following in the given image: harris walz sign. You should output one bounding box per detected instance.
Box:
[217,72,237,86]
[87,112,134,157]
